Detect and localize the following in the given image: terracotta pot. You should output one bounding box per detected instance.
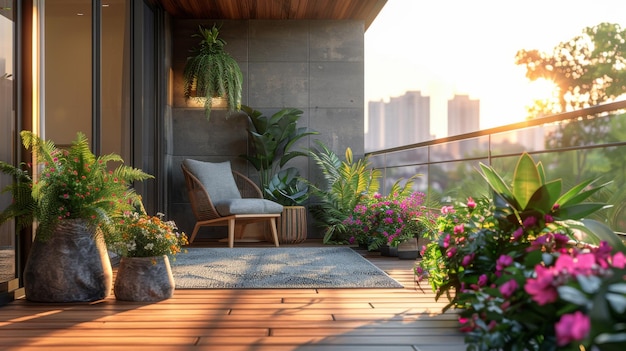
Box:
[23,219,113,302]
[114,255,175,302]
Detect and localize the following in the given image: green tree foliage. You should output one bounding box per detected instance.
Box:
[516,22,626,114]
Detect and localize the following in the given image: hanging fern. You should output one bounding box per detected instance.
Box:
[183,25,243,121]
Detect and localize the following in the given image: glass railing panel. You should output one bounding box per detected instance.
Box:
[384,146,429,167]
[381,164,429,195]
[430,136,489,162]
[491,126,547,155]
[428,158,489,205]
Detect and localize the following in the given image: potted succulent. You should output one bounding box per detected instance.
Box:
[0,130,152,302]
[183,24,243,121]
[239,105,318,244]
[415,152,626,350]
[109,207,188,302]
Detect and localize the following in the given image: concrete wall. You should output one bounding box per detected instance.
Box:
[168,19,365,240]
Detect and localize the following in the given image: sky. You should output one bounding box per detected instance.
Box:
[364,0,626,138]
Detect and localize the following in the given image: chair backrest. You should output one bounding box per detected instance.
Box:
[182,159,242,203]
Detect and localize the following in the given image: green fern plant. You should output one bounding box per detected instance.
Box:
[0,131,153,241]
[183,24,243,121]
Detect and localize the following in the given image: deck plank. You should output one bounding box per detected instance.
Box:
[0,243,466,351]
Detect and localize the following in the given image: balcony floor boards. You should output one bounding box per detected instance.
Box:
[0,241,465,351]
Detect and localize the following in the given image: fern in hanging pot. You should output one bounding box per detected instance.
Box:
[183,24,243,121]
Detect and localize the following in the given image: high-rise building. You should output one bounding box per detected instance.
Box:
[366,91,431,151]
[447,94,480,157]
[447,94,480,136]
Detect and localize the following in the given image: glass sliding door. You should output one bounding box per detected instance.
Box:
[0,0,16,286]
[43,0,92,144]
[102,0,130,161]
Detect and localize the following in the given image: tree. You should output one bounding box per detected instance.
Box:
[516,22,626,114]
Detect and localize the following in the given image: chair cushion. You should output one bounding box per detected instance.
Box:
[214,199,284,216]
[183,159,242,202]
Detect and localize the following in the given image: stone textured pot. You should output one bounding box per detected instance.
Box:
[380,244,398,257]
[398,237,419,260]
[114,255,175,302]
[23,219,113,302]
[276,206,308,244]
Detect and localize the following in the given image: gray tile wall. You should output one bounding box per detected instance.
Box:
[168,19,365,240]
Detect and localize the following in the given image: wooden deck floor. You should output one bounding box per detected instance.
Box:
[0,241,465,351]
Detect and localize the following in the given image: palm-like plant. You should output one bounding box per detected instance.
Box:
[306,141,381,243]
[183,25,243,120]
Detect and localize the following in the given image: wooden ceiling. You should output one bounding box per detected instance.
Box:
[151,0,387,30]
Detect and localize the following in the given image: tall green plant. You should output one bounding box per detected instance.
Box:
[306,141,381,243]
[240,105,318,202]
[183,24,243,120]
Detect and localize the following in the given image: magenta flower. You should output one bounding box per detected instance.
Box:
[555,311,590,346]
[512,227,524,241]
[611,252,626,269]
[461,254,475,267]
[499,279,518,298]
[477,274,488,287]
[453,224,464,234]
[525,265,558,305]
[446,247,457,258]
[496,255,514,271]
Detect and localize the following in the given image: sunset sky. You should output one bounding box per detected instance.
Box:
[364,0,626,137]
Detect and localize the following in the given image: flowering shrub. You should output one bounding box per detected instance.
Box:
[416,153,626,350]
[344,191,426,249]
[110,211,188,258]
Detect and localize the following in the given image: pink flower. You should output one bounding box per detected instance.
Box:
[555,311,590,346]
[441,206,455,215]
[496,255,513,271]
[466,197,476,209]
[477,274,488,287]
[499,279,518,298]
[611,252,625,269]
[525,265,558,305]
[453,224,464,234]
[461,254,475,267]
[522,216,537,228]
[512,227,524,240]
[446,247,457,258]
[544,214,554,223]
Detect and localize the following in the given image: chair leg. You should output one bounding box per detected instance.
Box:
[189,223,202,243]
[269,217,279,247]
[228,218,236,248]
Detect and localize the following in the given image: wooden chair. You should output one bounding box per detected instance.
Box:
[181,159,282,248]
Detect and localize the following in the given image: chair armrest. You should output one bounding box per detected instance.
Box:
[232,170,263,199]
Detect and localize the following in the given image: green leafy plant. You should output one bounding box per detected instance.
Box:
[183,24,243,120]
[306,141,381,244]
[264,167,309,206]
[416,152,626,350]
[240,105,318,202]
[0,131,153,241]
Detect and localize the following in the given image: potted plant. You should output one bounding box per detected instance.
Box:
[109,207,188,302]
[183,24,243,121]
[240,105,318,244]
[265,168,310,244]
[0,130,152,302]
[305,141,381,245]
[415,152,626,350]
[343,180,426,257]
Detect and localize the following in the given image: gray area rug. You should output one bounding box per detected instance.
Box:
[170,247,403,289]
